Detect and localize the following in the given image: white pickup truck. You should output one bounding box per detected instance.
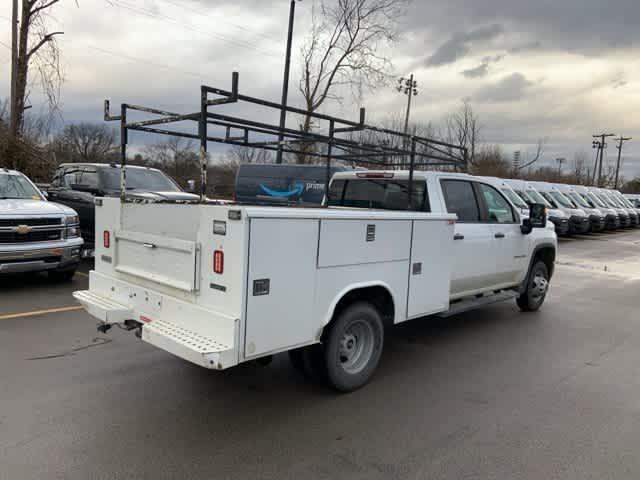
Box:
[74,170,556,391]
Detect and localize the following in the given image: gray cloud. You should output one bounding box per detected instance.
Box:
[476,73,533,102]
[461,63,489,79]
[461,54,505,78]
[426,24,505,67]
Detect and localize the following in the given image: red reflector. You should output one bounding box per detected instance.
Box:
[213,250,224,274]
[103,231,110,248]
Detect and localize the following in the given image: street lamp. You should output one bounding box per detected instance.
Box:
[276,0,302,164]
[397,74,418,138]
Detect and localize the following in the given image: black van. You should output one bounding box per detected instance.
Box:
[234,164,350,206]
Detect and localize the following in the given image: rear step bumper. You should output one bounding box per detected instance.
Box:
[73,287,238,370]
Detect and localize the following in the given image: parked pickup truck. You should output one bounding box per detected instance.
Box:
[1,168,83,280]
[74,171,556,391]
[48,163,199,252]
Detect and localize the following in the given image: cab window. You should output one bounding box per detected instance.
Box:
[478,183,516,223]
[328,178,429,212]
[441,180,480,222]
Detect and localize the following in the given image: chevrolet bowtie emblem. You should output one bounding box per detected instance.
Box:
[15,225,32,235]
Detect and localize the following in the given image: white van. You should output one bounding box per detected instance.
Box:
[528,181,590,234]
[589,188,631,227]
[504,179,569,235]
[573,185,620,230]
[554,184,605,232]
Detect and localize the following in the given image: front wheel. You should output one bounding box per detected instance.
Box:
[322,302,384,392]
[517,260,549,312]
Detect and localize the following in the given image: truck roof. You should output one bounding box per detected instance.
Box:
[57,163,161,173]
[331,170,473,181]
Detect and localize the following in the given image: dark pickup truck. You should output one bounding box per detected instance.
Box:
[47,163,198,250]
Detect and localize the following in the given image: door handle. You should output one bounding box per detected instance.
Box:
[453,233,464,240]
[494,232,505,239]
[143,243,156,249]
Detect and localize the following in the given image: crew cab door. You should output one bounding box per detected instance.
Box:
[440,179,497,297]
[476,182,528,286]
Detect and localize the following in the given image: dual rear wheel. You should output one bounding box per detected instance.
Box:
[289,302,384,392]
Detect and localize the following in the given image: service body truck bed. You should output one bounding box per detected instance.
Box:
[75,198,455,372]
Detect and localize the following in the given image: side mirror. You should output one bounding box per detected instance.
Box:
[42,191,49,199]
[186,179,196,192]
[522,203,546,234]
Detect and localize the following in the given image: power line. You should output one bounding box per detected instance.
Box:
[104,0,280,58]
[155,0,282,43]
[88,45,206,79]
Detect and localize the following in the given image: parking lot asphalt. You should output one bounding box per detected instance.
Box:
[1,229,640,480]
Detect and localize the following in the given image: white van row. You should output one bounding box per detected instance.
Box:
[480,178,640,235]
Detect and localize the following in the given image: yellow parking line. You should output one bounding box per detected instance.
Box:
[0,306,84,321]
[75,271,89,278]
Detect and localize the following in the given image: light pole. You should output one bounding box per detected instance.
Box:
[396,75,418,164]
[614,136,632,189]
[276,0,301,164]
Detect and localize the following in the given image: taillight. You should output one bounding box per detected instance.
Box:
[213,250,224,274]
[103,230,110,248]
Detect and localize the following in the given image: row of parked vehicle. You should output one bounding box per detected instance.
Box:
[481,177,640,235]
[0,163,198,281]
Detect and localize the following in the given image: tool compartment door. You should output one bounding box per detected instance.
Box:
[407,219,453,319]
[114,230,200,293]
[245,218,318,358]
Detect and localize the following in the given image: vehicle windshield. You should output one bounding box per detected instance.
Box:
[100,168,180,191]
[550,191,575,208]
[501,187,528,208]
[568,192,590,208]
[582,193,602,208]
[614,193,633,208]
[526,188,552,207]
[595,192,615,208]
[603,192,624,208]
[0,173,42,199]
[515,189,534,204]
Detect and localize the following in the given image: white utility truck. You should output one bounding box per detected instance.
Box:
[72,78,557,391]
[74,171,556,391]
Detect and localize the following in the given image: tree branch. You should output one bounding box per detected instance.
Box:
[30,0,62,17]
[27,31,63,59]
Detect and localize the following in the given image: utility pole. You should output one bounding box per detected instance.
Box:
[276,0,300,164]
[556,157,566,175]
[592,133,616,187]
[10,0,19,137]
[614,136,632,189]
[396,74,418,162]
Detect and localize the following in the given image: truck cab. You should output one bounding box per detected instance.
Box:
[328,171,557,301]
[0,169,83,280]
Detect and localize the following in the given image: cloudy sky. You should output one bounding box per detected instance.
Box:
[1,0,639,178]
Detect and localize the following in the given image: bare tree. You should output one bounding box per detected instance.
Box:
[7,0,75,170]
[52,123,118,164]
[297,0,408,162]
[144,137,199,186]
[227,145,274,165]
[515,138,546,172]
[444,99,480,168]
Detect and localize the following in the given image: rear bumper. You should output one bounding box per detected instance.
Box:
[73,271,239,370]
[0,239,83,274]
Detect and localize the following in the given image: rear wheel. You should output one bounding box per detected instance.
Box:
[517,260,549,312]
[322,302,384,392]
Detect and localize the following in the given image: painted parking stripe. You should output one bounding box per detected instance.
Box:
[0,306,84,321]
[75,271,89,278]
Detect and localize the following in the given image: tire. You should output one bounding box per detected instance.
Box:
[322,302,384,392]
[517,260,549,312]
[48,267,77,282]
[288,345,326,382]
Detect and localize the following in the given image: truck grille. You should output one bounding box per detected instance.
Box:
[0,230,63,243]
[0,217,65,244]
[0,217,63,227]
